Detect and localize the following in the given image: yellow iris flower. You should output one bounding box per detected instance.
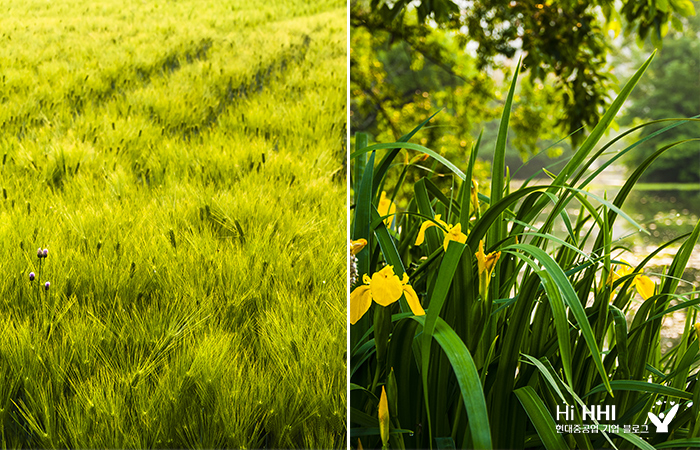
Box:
[350,239,367,256]
[350,239,368,287]
[610,262,655,300]
[350,265,424,324]
[475,240,501,300]
[378,191,397,227]
[414,214,468,251]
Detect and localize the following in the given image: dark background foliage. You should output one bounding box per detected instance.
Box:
[351,0,698,166]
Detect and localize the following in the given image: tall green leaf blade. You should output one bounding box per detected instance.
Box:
[353,150,375,245]
[460,131,482,231]
[584,380,693,400]
[489,58,521,247]
[521,355,567,404]
[644,296,700,325]
[434,437,457,449]
[662,218,700,296]
[588,139,700,258]
[388,318,422,439]
[610,306,630,379]
[519,53,657,234]
[372,110,442,192]
[353,133,368,198]
[351,406,379,428]
[608,428,657,450]
[514,386,570,450]
[350,142,466,180]
[505,250,573,386]
[411,315,493,450]
[467,186,549,250]
[421,243,466,446]
[414,179,442,254]
[524,356,617,449]
[655,439,700,448]
[505,243,613,396]
[553,52,655,188]
[579,121,699,191]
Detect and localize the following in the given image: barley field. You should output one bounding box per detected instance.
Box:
[0,0,346,448]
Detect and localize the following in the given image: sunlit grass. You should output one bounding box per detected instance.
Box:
[0,0,346,448]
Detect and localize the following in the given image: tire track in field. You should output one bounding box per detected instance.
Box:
[6,29,311,142]
[4,38,215,140]
[152,33,313,140]
[70,38,215,115]
[73,31,313,140]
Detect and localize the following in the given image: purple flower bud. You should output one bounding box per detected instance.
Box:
[44,281,50,291]
[29,272,35,281]
[42,248,49,258]
[37,248,43,258]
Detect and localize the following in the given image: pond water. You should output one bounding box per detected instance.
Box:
[515,176,700,291]
[516,174,700,273]
[608,186,700,313]
[580,182,700,277]
[612,186,700,249]
[516,178,700,347]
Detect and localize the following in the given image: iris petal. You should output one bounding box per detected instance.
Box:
[415,218,439,245]
[475,239,501,301]
[402,284,425,316]
[350,238,368,256]
[378,192,397,227]
[350,286,372,325]
[370,266,403,306]
[415,214,450,246]
[443,223,467,251]
[475,240,487,276]
[616,262,634,278]
[635,275,655,300]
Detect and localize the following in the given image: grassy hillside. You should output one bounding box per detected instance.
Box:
[0,1,346,448]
